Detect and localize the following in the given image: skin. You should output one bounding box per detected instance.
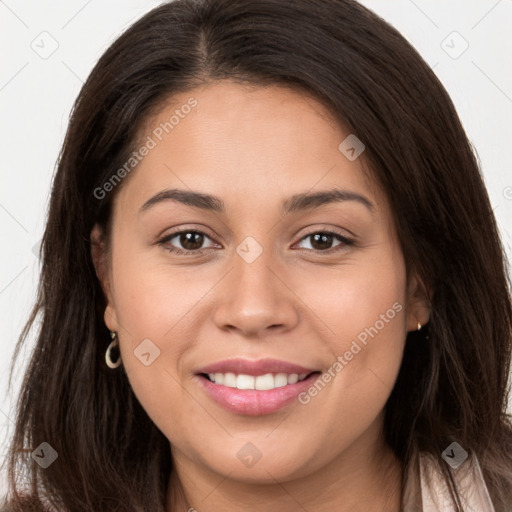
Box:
[91,80,430,511]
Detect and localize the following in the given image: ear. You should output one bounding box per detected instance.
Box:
[406,273,431,332]
[90,223,119,332]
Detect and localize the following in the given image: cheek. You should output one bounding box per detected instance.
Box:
[110,234,216,341]
[332,271,406,358]
[301,245,408,358]
[108,248,222,437]
[282,256,408,464]
[295,247,408,408]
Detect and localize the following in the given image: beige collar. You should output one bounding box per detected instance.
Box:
[402,451,495,511]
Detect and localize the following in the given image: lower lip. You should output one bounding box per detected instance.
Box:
[195,373,320,416]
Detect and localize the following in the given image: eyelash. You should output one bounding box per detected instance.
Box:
[157,228,354,256]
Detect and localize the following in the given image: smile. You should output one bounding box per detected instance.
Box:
[203,372,313,390]
[194,358,322,416]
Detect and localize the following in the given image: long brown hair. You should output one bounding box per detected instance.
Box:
[3,0,512,510]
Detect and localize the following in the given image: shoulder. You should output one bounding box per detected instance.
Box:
[419,451,495,512]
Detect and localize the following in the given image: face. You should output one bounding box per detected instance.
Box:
[92,81,428,484]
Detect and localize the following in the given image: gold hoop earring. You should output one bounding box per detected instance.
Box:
[105,331,121,369]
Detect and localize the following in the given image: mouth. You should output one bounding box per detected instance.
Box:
[198,371,320,391]
[194,359,322,416]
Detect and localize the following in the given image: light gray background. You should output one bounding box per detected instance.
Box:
[1,0,511,493]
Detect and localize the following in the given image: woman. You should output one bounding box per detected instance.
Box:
[3,0,512,510]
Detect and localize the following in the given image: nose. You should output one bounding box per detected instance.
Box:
[213,245,299,338]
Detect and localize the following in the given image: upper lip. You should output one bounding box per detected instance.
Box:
[196,358,319,376]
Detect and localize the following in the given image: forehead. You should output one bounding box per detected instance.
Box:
[114,80,384,217]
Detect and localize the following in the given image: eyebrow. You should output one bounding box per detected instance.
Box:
[138,187,374,216]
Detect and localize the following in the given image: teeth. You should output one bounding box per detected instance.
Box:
[274,373,288,387]
[287,373,299,384]
[255,373,274,390]
[237,374,255,389]
[206,372,309,390]
[223,372,237,388]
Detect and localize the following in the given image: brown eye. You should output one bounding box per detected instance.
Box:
[176,231,205,250]
[158,230,218,255]
[296,231,353,253]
